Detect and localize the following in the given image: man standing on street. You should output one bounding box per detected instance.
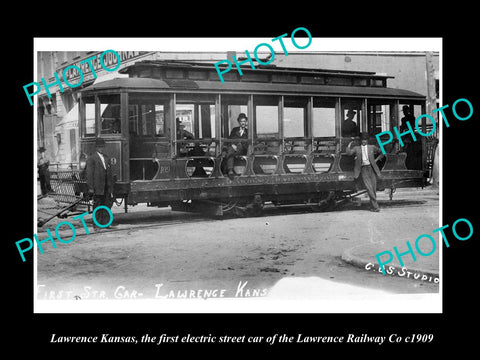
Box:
[86,138,115,229]
[38,147,53,195]
[346,132,383,212]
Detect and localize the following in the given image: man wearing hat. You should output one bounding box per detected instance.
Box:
[346,132,383,212]
[86,138,114,228]
[38,147,53,195]
[400,105,415,132]
[175,117,195,156]
[342,109,359,137]
[176,117,194,141]
[223,113,248,179]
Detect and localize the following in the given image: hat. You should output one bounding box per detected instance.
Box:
[402,105,410,111]
[360,132,369,140]
[347,109,356,116]
[237,113,248,121]
[95,138,106,147]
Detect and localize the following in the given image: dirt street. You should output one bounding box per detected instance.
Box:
[36,188,440,310]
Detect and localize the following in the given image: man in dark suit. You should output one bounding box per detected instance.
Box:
[342,109,359,137]
[224,113,248,179]
[176,117,194,141]
[175,117,194,157]
[400,105,415,132]
[38,147,53,195]
[86,138,114,228]
[346,132,384,212]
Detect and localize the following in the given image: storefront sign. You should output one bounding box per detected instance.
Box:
[62,51,149,83]
[24,51,151,106]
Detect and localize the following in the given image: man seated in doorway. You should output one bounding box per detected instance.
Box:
[342,109,359,137]
[346,132,384,212]
[176,117,194,140]
[223,113,248,179]
[176,117,206,176]
[176,117,195,157]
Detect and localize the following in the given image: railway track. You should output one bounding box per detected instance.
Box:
[37,193,435,240]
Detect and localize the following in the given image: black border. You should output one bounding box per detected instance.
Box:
[7,11,478,354]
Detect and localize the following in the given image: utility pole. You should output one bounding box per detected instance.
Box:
[425,52,437,121]
[425,51,439,189]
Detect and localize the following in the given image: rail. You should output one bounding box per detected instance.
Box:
[47,162,81,171]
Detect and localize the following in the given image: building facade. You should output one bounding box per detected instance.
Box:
[37,51,156,167]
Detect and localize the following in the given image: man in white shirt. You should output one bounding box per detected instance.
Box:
[346,132,383,212]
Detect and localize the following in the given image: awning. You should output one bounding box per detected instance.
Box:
[54,102,101,132]
[57,104,78,128]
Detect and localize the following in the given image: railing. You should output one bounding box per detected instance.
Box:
[48,168,89,205]
[37,167,90,226]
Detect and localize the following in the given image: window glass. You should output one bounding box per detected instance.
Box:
[84,96,96,136]
[221,94,248,138]
[256,106,278,135]
[175,93,217,139]
[368,99,395,135]
[254,95,279,137]
[99,94,121,134]
[128,94,169,137]
[283,96,307,137]
[312,98,336,137]
[154,105,165,136]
